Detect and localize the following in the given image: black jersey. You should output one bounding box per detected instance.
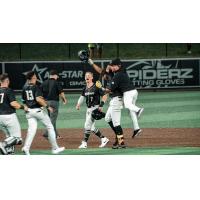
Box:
[41,78,63,101]
[82,84,105,108]
[0,87,16,115]
[22,83,43,108]
[110,69,135,94]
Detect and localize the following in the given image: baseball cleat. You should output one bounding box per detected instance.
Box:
[136,108,144,119]
[56,135,63,140]
[78,141,87,149]
[99,137,109,148]
[6,146,15,155]
[132,129,142,138]
[52,147,65,154]
[0,142,8,155]
[112,142,127,149]
[22,147,30,155]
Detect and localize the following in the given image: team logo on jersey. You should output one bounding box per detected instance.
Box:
[23,64,48,83]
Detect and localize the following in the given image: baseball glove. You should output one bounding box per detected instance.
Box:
[95,80,102,88]
[91,108,105,120]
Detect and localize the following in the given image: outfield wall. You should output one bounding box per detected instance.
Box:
[1,58,200,91]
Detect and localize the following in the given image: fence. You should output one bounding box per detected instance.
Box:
[1,58,200,92]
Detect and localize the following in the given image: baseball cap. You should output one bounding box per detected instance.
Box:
[50,70,59,76]
[110,58,122,66]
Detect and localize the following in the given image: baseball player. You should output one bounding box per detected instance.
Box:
[21,71,65,155]
[76,72,109,148]
[41,69,67,140]
[0,73,27,155]
[83,58,124,148]
[88,58,144,138]
[109,59,144,137]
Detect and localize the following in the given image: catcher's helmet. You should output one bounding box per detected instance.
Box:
[91,108,105,120]
[78,49,89,63]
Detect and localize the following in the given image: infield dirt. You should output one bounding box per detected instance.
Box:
[1,128,199,150]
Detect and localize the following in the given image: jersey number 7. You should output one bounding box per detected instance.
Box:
[0,93,4,104]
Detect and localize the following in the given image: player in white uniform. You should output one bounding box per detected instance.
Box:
[0,73,28,155]
[21,71,65,155]
[76,72,109,148]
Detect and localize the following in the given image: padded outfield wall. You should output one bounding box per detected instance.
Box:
[1,58,200,91]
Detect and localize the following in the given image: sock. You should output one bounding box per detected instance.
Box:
[94,130,104,139]
[84,133,90,142]
[108,121,117,134]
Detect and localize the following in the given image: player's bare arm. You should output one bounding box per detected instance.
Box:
[60,92,67,104]
[88,59,103,74]
[36,96,53,112]
[10,101,28,111]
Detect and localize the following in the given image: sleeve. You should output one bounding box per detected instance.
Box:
[56,81,63,94]
[40,81,45,93]
[35,86,43,97]
[7,89,16,102]
[98,87,106,96]
[81,87,85,96]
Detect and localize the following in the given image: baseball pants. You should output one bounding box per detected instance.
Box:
[105,96,123,127]
[23,108,59,151]
[84,105,99,133]
[0,113,21,138]
[44,100,59,137]
[123,89,140,130]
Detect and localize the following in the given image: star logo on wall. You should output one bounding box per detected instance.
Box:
[23,64,48,83]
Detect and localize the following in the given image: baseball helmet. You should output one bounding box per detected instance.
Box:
[78,49,89,63]
[91,108,106,120]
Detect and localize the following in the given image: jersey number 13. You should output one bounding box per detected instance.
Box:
[26,90,34,100]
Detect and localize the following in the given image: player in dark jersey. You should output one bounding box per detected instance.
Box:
[109,59,144,138]
[41,69,67,139]
[76,72,109,148]
[88,59,126,148]
[0,73,28,155]
[21,71,65,155]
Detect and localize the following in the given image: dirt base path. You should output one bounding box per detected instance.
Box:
[1,128,199,150]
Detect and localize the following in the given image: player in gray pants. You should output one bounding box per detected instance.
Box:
[0,73,28,155]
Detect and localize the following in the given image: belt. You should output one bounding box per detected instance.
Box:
[111,96,122,99]
[27,108,43,113]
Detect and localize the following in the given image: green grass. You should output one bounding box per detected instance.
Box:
[15,90,200,129]
[16,147,200,155]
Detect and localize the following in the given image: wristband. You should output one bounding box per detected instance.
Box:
[20,105,25,109]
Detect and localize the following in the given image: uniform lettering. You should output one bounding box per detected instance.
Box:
[0,93,4,104]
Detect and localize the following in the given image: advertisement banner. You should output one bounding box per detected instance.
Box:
[3,62,100,90]
[1,59,200,90]
[124,59,200,88]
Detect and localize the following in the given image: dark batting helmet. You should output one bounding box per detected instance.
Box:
[78,49,89,63]
[91,108,106,120]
